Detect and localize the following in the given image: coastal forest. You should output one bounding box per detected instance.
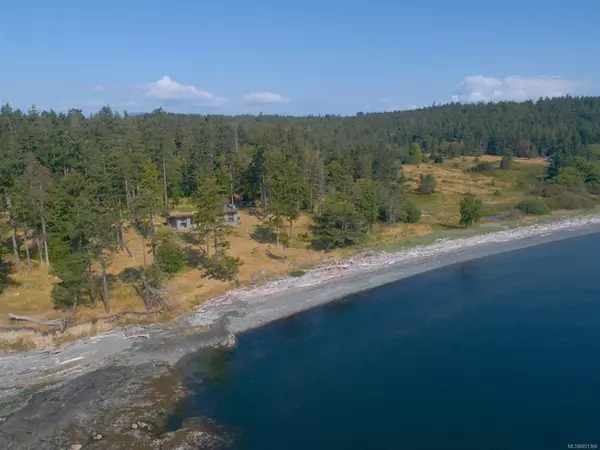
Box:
[2,96,600,339]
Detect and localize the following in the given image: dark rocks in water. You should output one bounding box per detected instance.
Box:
[0,362,232,449]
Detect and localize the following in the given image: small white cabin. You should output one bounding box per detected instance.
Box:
[167,205,239,230]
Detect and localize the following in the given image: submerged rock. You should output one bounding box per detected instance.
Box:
[0,362,232,449]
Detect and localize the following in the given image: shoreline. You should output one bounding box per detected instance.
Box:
[185,214,600,334]
[1,215,600,391]
[2,214,600,448]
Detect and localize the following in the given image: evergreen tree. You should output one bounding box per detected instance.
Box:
[311,198,367,250]
[417,173,437,194]
[459,193,483,227]
[194,175,231,257]
[132,160,163,265]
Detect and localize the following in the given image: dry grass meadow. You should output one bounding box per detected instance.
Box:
[0,156,549,350]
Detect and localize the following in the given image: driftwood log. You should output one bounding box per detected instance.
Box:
[8,314,67,332]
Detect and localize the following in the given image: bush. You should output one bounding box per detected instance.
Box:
[493,190,502,197]
[470,161,496,173]
[204,255,243,283]
[155,238,187,274]
[288,269,306,278]
[431,154,444,164]
[417,173,437,194]
[545,191,595,210]
[403,203,422,223]
[516,198,551,215]
[499,152,513,170]
[530,183,568,198]
[459,193,483,227]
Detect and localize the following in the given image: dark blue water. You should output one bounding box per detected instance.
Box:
[173,234,600,450]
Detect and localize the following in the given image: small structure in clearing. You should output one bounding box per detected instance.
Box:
[167,204,239,230]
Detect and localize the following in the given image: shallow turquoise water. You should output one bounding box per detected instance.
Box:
[172,234,600,450]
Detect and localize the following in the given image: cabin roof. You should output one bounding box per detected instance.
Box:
[168,212,194,218]
[168,208,237,219]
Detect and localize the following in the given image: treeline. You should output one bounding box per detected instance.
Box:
[1,96,600,313]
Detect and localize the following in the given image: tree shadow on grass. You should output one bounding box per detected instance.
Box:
[250,226,277,245]
[179,232,202,247]
[185,248,206,268]
[0,258,15,294]
[438,223,464,230]
[265,248,285,262]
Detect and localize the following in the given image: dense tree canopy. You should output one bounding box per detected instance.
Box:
[2,96,600,310]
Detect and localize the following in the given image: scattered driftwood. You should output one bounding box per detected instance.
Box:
[103,310,161,323]
[123,333,150,339]
[119,326,150,339]
[8,314,67,332]
[0,384,27,391]
[0,325,41,333]
[43,343,74,355]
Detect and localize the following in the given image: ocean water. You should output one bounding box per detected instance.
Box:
[172,234,600,450]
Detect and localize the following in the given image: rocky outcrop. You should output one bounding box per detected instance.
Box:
[0,362,232,449]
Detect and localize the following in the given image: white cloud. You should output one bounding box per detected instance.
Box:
[84,76,224,112]
[142,76,223,105]
[243,91,288,105]
[378,97,418,112]
[452,75,581,103]
[385,104,417,112]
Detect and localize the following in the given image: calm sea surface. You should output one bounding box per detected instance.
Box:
[171,234,600,450]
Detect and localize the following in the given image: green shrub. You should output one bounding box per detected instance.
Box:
[417,173,437,194]
[155,238,187,274]
[470,161,496,173]
[493,189,502,197]
[516,197,551,215]
[545,191,595,210]
[459,193,483,227]
[204,255,243,282]
[530,183,568,198]
[288,270,306,278]
[403,203,422,223]
[499,152,513,170]
[431,154,444,164]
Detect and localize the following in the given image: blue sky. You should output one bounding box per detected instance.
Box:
[1,0,598,115]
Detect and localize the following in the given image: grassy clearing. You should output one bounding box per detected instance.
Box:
[373,208,598,253]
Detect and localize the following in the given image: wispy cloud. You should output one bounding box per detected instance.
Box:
[378,97,418,112]
[84,76,224,112]
[142,76,223,106]
[385,104,418,112]
[243,91,289,105]
[452,75,582,103]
